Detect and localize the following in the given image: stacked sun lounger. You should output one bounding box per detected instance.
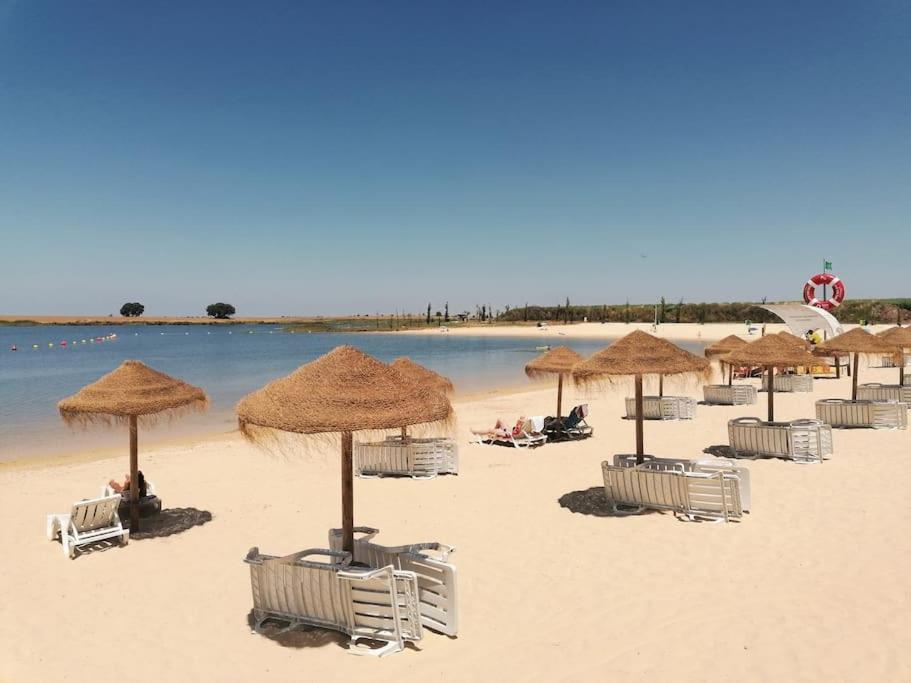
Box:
[612,454,751,511]
[760,374,813,392]
[601,461,744,522]
[328,526,458,637]
[354,437,458,478]
[815,399,908,429]
[855,383,911,404]
[244,547,423,657]
[727,417,832,463]
[702,384,758,406]
[624,396,696,420]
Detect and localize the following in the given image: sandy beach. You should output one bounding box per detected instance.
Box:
[393,321,884,343]
[2,362,909,682]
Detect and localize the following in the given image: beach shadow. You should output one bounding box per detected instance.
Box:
[558,487,659,518]
[702,444,737,459]
[130,507,213,540]
[245,612,350,651]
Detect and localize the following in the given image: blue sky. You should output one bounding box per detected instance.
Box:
[0,1,908,316]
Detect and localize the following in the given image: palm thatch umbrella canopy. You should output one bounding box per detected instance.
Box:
[525,346,584,418]
[572,331,710,463]
[877,326,911,384]
[704,335,747,386]
[777,331,812,350]
[390,357,453,395]
[721,335,818,421]
[815,328,900,399]
[236,346,452,552]
[390,357,454,439]
[58,360,208,530]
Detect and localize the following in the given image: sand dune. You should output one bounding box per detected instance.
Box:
[1,363,909,682]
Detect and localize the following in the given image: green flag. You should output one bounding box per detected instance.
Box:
[824,260,832,271]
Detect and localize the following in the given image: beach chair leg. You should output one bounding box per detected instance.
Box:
[348,636,402,657]
[120,530,130,546]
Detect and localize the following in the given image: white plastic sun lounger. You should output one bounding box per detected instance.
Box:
[46,494,129,558]
[855,384,911,404]
[625,396,696,420]
[815,399,908,430]
[329,526,458,637]
[244,547,423,657]
[728,417,832,462]
[760,374,813,392]
[354,438,458,478]
[612,454,751,512]
[601,462,743,522]
[702,384,758,406]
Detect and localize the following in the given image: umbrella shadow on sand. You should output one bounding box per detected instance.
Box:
[129,507,212,540]
[702,444,737,459]
[558,487,664,518]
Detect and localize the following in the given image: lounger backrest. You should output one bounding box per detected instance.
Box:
[71,495,121,533]
[694,460,751,511]
[602,464,683,512]
[329,527,459,637]
[342,569,422,643]
[680,471,743,521]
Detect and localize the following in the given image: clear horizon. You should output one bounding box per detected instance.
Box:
[1,1,909,316]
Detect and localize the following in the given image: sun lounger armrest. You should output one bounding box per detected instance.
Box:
[731,417,763,426]
[790,419,825,427]
[290,549,354,568]
[350,526,380,542]
[407,542,455,561]
[337,565,398,582]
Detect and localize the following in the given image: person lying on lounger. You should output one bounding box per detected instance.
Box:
[108,470,148,500]
[471,417,525,439]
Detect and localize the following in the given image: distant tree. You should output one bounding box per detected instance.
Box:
[435,311,443,325]
[444,302,449,322]
[206,303,236,319]
[119,302,145,317]
[565,297,571,324]
[659,297,667,324]
[481,305,487,321]
[426,303,431,324]
[523,303,528,322]
[675,298,684,323]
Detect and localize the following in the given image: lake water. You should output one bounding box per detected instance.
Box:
[0,325,706,461]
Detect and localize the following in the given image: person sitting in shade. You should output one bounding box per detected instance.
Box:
[471,417,525,439]
[108,470,148,500]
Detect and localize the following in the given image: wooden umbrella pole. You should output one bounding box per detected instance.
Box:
[635,374,644,464]
[728,363,733,387]
[556,374,564,419]
[658,374,664,398]
[767,366,775,422]
[901,353,905,386]
[852,353,859,400]
[341,431,354,553]
[129,415,139,532]
[835,355,841,379]
[400,426,407,441]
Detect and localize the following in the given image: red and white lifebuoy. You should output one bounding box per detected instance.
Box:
[803,273,846,311]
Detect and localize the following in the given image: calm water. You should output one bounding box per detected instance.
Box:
[0,325,706,461]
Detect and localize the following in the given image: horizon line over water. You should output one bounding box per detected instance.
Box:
[0,324,709,462]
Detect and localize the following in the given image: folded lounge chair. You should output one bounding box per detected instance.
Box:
[702,384,757,406]
[760,373,813,393]
[329,526,458,636]
[855,383,911,404]
[542,404,593,442]
[625,396,696,420]
[244,547,423,657]
[471,417,547,448]
[354,437,458,478]
[815,399,908,430]
[728,417,832,462]
[612,454,751,512]
[46,494,129,558]
[601,462,743,522]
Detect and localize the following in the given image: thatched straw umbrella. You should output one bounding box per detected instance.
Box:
[704,335,747,386]
[877,326,911,385]
[815,328,901,399]
[525,346,584,418]
[390,357,454,439]
[720,335,819,422]
[777,331,812,350]
[236,346,452,553]
[572,331,709,464]
[58,360,208,530]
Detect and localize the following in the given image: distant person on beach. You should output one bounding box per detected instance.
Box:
[471,417,525,439]
[109,470,148,499]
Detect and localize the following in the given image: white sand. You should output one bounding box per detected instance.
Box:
[1,363,909,682]
[392,321,885,343]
